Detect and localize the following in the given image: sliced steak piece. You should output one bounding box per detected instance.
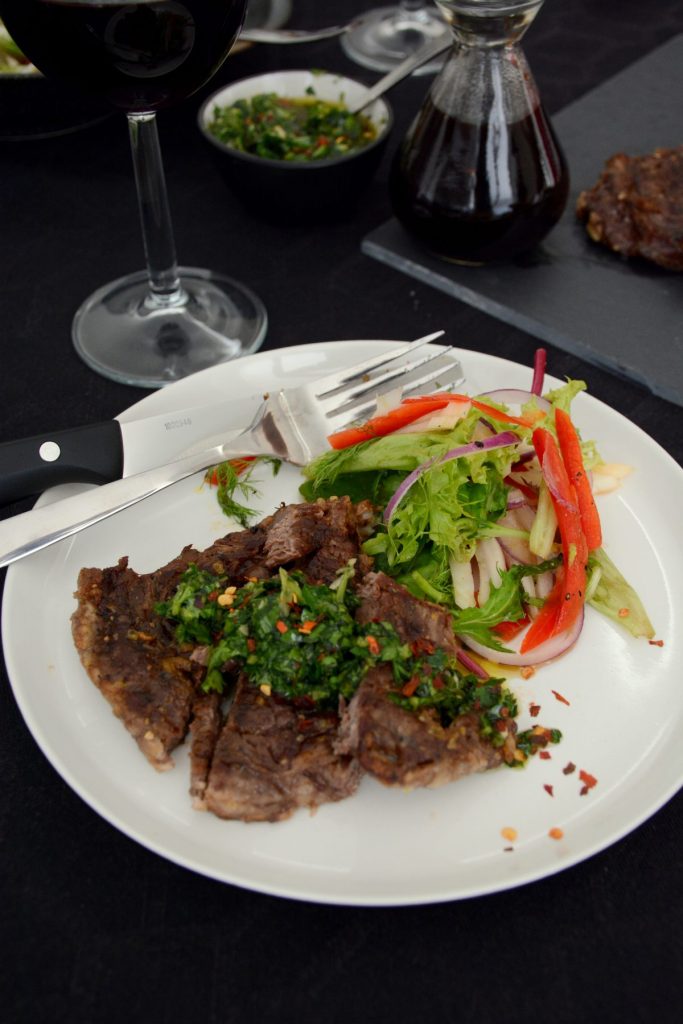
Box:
[338,666,514,789]
[72,557,200,770]
[204,677,362,822]
[188,691,223,809]
[576,146,683,271]
[264,496,375,583]
[355,571,458,654]
[340,574,515,788]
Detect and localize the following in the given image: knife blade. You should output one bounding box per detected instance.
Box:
[0,392,262,506]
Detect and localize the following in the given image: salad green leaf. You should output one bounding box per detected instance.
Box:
[587,547,655,639]
[451,558,561,651]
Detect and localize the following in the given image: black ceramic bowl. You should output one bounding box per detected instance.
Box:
[197,70,393,222]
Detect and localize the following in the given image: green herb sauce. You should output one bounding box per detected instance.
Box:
[156,564,520,745]
[207,91,378,162]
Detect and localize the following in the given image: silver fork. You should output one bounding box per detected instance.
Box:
[0,334,464,568]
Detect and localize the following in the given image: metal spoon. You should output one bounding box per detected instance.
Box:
[346,36,451,114]
[239,24,351,45]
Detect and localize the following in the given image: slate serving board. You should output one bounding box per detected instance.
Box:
[362,34,683,406]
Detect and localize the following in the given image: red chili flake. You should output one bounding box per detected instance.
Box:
[649,639,665,647]
[246,637,256,653]
[366,635,381,656]
[529,703,541,717]
[275,620,288,634]
[578,769,598,797]
[562,762,576,775]
[543,784,554,797]
[551,689,571,706]
[401,677,419,698]
[411,638,435,655]
[433,676,445,690]
[539,750,552,760]
[298,620,318,634]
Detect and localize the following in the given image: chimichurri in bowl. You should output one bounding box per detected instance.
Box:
[197,70,393,221]
[207,92,378,163]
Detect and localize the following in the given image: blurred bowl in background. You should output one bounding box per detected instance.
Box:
[197,70,393,223]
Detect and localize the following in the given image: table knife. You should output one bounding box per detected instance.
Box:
[0,393,260,506]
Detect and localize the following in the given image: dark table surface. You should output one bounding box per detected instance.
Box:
[1,2,682,1021]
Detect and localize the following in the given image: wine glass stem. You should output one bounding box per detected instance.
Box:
[127,112,182,305]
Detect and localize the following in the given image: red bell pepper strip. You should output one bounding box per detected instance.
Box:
[520,428,587,651]
[554,407,602,550]
[493,612,531,643]
[519,577,563,653]
[327,396,449,449]
[404,393,536,428]
[206,456,256,487]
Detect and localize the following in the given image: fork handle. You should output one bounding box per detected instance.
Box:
[0,434,259,570]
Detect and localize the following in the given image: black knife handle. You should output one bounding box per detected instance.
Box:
[0,420,124,505]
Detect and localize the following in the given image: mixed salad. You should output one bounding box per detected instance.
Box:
[207,349,654,672]
[0,20,34,74]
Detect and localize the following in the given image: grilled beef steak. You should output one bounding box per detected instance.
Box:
[355,571,459,654]
[72,497,374,814]
[188,691,223,809]
[204,677,362,822]
[72,554,201,770]
[576,146,683,271]
[338,571,517,787]
[72,499,515,818]
[338,665,512,788]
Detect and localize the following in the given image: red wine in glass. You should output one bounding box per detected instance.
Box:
[0,0,267,387]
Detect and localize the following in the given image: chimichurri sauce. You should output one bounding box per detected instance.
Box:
[207,91,378,161]
[156,564,533,752]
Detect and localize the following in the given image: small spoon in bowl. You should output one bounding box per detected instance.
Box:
[346,36,451,114]
[239,24,352,44]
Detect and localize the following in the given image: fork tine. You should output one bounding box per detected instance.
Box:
[317,347,458,417]
[325,359,465,432]
[312,331,445,398]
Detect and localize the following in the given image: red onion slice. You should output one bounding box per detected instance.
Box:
[478,388,552,414]
[383,431,520,523]
[531,348,547,396]
[457,606,584,667]
[457,649,490,680]
[506,487,528,509]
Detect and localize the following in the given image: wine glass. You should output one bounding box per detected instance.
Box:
[341,1,451,74]
[0,0,267,388]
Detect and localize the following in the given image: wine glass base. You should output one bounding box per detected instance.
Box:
[341,5,450,74]
[72,267,268,389]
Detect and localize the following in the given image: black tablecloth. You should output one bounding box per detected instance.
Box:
[2,2,682,1021]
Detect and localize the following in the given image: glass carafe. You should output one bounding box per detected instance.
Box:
[389,0,569,264]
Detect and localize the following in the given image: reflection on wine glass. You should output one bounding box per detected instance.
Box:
[0,0,267,388]
[341,1,450,74]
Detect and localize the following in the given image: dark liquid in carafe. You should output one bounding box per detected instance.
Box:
[389,96,569,264]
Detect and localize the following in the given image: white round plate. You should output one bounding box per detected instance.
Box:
[3,341,682,905]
